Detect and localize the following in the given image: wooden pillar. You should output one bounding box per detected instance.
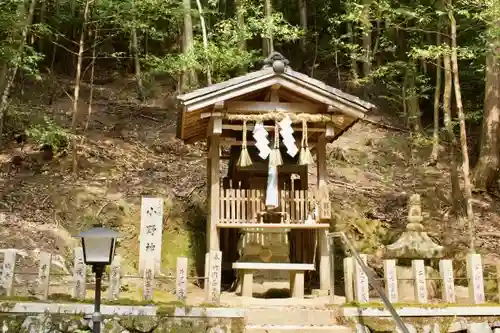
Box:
[317,134,330,290]
[207,115,222,252]
[317,134,328,197]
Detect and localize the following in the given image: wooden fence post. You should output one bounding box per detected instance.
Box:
[439,259,456,303]
[466,253,485,304]
[139,197,164,274]
[383,259,398,303]
[176,257,188,302]
[1,250,16,297]
[206,251,222,304]
[72,247,86,299]
[412,260,427,303]
[354,254,369,303]
[38,252,52,300]
[107,255,121,301]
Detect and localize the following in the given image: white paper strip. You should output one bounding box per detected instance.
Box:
[287,145,299,157]
[279,116,292,128]
[282,136,296,146]
[280,128,294,137]
[265,166,279,208]
[257,145,271,159]
[253,122,266,135]
[253,130,269,142]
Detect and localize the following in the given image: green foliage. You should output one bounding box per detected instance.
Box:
[26,117,71,152]
[333,208,390,254]
[142,0,301,84]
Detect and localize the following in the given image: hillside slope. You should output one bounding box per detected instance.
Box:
[1,75,500,297]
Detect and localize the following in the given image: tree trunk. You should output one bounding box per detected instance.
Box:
[298,0,307,53]
[361,0,372,78]
[472,21,500,190]
[449,7,476,252]
[83,25,98,137]
[235,0,247,52]
[0,0,37,141]
[131,26,145,100]
[429,22,443,163]
[235,0,247,73]
[442,38,464,215]
[406,59,424,132]
[38,0,46,53]
[182,0,197,91]
[195,0,212,85]
[347,22,358,82]
[70,0,92,177]
[263,0,274,56]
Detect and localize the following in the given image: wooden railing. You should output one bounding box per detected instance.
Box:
[218,189,331,225]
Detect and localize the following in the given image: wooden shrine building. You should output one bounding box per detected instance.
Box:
[176,53,376,298]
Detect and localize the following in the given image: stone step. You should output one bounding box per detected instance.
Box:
[245,324,352,333]
[245,308,338,326]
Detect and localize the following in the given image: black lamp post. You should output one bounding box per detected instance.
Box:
[75,225,120,333]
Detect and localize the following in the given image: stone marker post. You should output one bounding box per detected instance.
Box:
[439,259,455,303]
[143,262,155,301]
[467,253,485,304]
[1,250,16,297]
[72,247,86,299]
[343,257,354,302]
[354,254,369,303]
[38,252,52,300]
[108,255,121,300]
[176,257,188,302]
[384,259,398,303]
[139,197,164,274]
[412,259,427,303]
[206,251,222,304]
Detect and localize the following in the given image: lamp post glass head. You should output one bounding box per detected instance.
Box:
[75,226,121,265]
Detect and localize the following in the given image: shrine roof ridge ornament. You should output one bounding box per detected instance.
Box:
[262,51,290,74]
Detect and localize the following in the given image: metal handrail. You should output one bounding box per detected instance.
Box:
[328,232,409,333]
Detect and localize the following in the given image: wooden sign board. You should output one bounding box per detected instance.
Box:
[139,197,164,274]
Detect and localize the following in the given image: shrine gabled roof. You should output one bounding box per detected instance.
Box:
[176,52,377,143]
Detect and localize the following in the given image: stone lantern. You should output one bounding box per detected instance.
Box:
[386,194,444,260]
[385,194,444,301]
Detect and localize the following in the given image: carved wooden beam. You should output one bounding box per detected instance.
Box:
[225,101,323,113]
